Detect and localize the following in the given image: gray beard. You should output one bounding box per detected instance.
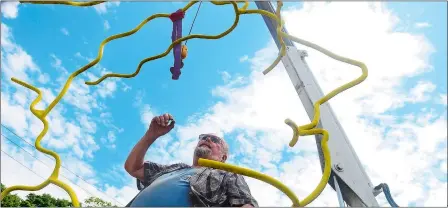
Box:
[194,146,212,158]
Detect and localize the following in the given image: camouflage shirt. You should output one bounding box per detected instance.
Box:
[133,161,259,207]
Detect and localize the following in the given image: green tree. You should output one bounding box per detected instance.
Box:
[55,198,72,207]
[2,184,114,207]
[1,183,72,207]
[24,193,73,207]
[1,183,24,207]
[1,193,23,207]
[83,196,117,207]
[20,200,33,207]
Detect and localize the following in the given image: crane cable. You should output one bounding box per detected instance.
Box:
[184,1,203,46]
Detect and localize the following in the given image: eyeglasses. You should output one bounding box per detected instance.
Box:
[198,134,222,144]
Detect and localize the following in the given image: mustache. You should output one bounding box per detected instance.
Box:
[194,145,211,158]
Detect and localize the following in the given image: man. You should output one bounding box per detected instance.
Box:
[124,113,258,207]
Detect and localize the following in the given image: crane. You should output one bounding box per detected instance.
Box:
[255,1,381,207]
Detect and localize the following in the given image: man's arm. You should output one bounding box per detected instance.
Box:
[124,113,175,181]
[124,131,157,181]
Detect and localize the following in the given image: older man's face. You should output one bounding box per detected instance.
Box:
[194,133,225,161]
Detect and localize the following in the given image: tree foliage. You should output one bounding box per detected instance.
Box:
[1,183,117,207]
[84,196,118,207]
[1,183,23,207]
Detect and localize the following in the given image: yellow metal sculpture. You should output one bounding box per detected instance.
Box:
[1,1,368,207]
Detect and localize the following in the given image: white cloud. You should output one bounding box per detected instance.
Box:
[140,104,156,129]
[1,24,40,83]
[100,130,117,149]
[74,52,84,59]
[96,79,117,98]
[2,47,40,82]
[50,53,69,79]
[98,112,124,133]
[239,55,249,62]
[104,20,110,30]
[133,90,160,131]
[415,22,431,29]
[93,2,120,15]
[37,73,50,84]
[64,78,99,112]
[423,177,447,206]
[220,71,231,83]
[122,83,132,92]
[1,2,20,19]
[77,113,97,133]
[61,28,69,36]
[407,80,436,103]
[1,93,30,138]
[1,23,15,51]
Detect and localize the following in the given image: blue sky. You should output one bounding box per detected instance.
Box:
[1,1,447,207]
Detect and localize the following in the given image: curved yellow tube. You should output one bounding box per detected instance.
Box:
[242,1,249,11]
[262,1,287,75]
[233,0,249,12]
[1,78,80,207]
[281,32,368,132]
[285,118,299,147]
[3,1,369,207]
[289,124,332,206]
[198,158,300,206]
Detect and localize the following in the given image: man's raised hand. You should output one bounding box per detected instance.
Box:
[147,113,175,138]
